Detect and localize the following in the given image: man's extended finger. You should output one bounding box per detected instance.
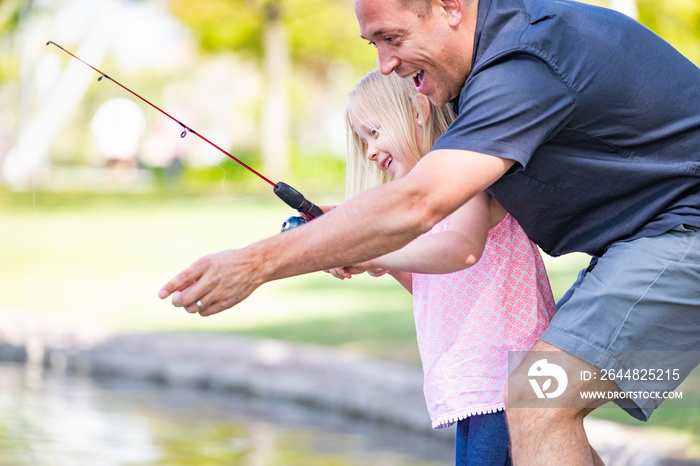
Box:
[176,275,219,310]
[158,258,208,300]
[171,291,183,307]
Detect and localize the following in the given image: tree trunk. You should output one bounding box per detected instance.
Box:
[2,1,119,189]
[260,0,291,183]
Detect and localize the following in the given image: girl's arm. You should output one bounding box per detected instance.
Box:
[370,191,492,274]
[327,191,494,280]
[388,270,413,293]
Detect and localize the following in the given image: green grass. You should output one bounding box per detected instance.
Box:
[1,187,698,441]
[0,186,411,337]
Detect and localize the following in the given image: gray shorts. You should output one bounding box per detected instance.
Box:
[541,225,700,421]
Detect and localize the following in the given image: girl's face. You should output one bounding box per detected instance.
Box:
[355,121,417,179]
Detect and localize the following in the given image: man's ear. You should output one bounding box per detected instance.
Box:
[413,93,432,127]
[442,0,464,27]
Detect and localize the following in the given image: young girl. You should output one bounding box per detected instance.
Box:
[329,70,556,466]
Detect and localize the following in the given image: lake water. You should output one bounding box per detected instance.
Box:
[0,363,454,465]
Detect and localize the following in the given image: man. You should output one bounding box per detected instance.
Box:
[160,0,700,463]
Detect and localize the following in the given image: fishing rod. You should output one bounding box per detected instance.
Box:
[46,41,323,232]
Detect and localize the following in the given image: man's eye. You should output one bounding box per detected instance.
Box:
[385,36,396,44]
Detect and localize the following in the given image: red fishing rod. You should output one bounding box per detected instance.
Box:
[46,41,323,231]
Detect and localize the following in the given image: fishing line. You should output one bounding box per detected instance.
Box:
[46,41,324,229]
[212,163,251,202]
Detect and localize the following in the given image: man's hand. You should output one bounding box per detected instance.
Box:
[158,249,262,316]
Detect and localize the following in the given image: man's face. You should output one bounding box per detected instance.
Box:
[355,0,470,106]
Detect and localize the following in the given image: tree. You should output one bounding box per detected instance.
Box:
[1,0,116,188]
[637,0,700,65]
[168,0,374,181]
[1,0,132,189]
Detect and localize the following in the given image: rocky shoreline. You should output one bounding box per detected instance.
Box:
[0,306,698,465]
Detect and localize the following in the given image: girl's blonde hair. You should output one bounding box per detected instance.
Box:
[345,70,455,198]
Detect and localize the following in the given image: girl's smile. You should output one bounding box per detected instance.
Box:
[381,155,393,171]
[356,123,414,179]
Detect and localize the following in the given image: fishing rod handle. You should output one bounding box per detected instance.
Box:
[273,182,324,219]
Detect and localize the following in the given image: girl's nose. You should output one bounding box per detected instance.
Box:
[366,144,379,161]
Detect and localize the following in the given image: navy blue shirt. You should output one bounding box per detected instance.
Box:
[433,0,700,257]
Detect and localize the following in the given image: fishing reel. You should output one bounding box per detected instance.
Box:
[274,182,324,233]
[281,215,309,232]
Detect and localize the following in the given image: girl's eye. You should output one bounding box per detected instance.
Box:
[369,129,378,137]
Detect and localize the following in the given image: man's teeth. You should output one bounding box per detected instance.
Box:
[409,71,421,79]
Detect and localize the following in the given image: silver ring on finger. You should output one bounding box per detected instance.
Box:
[196,299,204,311]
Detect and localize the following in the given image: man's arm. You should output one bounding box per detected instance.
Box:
[158,149,514,316]
[369,191,491,274]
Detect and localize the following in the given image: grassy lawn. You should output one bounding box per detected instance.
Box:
[0,186,415,350]
[1,187,698,440]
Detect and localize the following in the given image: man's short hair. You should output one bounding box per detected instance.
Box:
[400,0,432,17]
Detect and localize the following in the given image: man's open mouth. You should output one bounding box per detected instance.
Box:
[410,70,425,89]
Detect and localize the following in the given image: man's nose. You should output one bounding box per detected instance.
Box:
[377,46,399,75]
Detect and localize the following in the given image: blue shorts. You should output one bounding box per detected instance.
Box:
[455,411,511,466]
[541,225,700,421]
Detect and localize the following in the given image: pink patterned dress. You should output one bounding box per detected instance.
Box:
[412,213,556,429]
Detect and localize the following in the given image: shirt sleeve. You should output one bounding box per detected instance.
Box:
[433,53,576,169]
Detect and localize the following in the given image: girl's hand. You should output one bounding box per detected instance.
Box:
[326,266,353,279]
[367,267,390,277]
[325,261,373,280]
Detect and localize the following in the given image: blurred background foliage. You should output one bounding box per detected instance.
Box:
[638,0,700,63]
[0,0,374,191]
[0,0,698,193]
[169,0,374,69]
